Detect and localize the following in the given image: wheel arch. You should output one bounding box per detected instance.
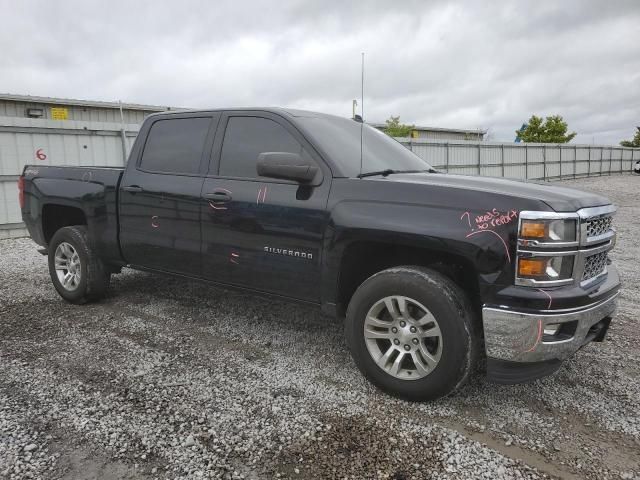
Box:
[335,240,482,323]
[42,204,87,244]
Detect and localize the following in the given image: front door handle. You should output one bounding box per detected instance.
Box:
[122,185,143,193]
[203,191,232,202]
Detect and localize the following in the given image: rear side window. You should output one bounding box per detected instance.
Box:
[140,117,211,174]
[219,116,304,178]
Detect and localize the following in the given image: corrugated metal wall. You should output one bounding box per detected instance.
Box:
[414,130,478,141]
[400,139,638,181]
[0,95,169,238]
[0,99,149,124]
[0,117,142,239]
[372,124,484,141]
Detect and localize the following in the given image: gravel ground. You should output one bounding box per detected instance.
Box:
[1,174,639,480]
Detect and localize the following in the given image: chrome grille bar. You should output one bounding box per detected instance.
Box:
[578,205,617,246]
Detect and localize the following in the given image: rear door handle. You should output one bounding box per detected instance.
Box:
[203,191,232,202]
[122,185,143,193]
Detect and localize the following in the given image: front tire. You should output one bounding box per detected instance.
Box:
[345,266,479,401]
[48,225,110,304]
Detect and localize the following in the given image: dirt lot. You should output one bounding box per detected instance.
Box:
[1,174,639,480]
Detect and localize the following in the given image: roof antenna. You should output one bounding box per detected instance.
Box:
[359,52,365,178]
[361,52,364,120]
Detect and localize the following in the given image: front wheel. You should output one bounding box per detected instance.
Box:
[345,266,479,401]
[48,225,110,304]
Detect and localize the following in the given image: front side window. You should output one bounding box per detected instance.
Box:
[219,116,305,178]
[140,117,211,175]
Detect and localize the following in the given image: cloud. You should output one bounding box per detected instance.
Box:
[1,0,638,144]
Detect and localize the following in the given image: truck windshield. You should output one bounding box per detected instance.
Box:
[297,115,433,177]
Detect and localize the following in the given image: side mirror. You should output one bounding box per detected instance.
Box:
[256,152,319,183]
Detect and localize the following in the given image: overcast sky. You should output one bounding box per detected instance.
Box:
[1,1,638,143]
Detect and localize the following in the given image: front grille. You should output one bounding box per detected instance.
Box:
[582,251,608,281]
[586,216,612,239]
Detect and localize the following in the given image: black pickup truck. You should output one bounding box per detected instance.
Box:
[19,108,620,401]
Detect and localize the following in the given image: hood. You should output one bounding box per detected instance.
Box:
[374,173,611,212]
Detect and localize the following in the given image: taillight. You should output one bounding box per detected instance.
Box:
[18,176,25,209]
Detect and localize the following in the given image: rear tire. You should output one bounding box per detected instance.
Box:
[48,225,110,304]
[345,266,479,401]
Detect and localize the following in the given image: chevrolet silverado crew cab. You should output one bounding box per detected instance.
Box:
[19,108,620,401]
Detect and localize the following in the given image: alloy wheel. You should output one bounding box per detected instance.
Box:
[54,242,81,291]
[363,295,443,380]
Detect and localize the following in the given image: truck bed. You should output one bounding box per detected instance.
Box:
[21,165,125,264]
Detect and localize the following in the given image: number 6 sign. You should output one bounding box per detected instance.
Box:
[35,148,47,161]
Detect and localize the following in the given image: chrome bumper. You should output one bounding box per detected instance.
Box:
[482,293,618,363]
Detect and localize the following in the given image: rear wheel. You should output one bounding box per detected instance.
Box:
[345,266,479,401]
[48,226,110,304]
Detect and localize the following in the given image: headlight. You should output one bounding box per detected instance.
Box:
[516,255,574,283]
[519,218,577,243]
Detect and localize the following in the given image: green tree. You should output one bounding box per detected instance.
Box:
[383,116,414,137]
[620,127,640,147]
[516,115,577,143]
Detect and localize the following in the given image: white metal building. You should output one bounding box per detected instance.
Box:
[371,122,486,141]
[0,94,171,238]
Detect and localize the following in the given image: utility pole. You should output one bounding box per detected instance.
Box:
[118,100,128,162]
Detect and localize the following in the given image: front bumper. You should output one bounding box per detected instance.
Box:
[483,292,618,383]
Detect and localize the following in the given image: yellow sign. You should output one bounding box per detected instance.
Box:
[51,107,69,120]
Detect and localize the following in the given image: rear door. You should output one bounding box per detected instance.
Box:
[200,111,331,302]
[119,113,219,276]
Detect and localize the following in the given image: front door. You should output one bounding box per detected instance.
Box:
[119,113,218,276]
[200,112,331,302]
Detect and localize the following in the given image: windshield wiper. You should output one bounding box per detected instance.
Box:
[357,168,435,178]
[357,168,397,178]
